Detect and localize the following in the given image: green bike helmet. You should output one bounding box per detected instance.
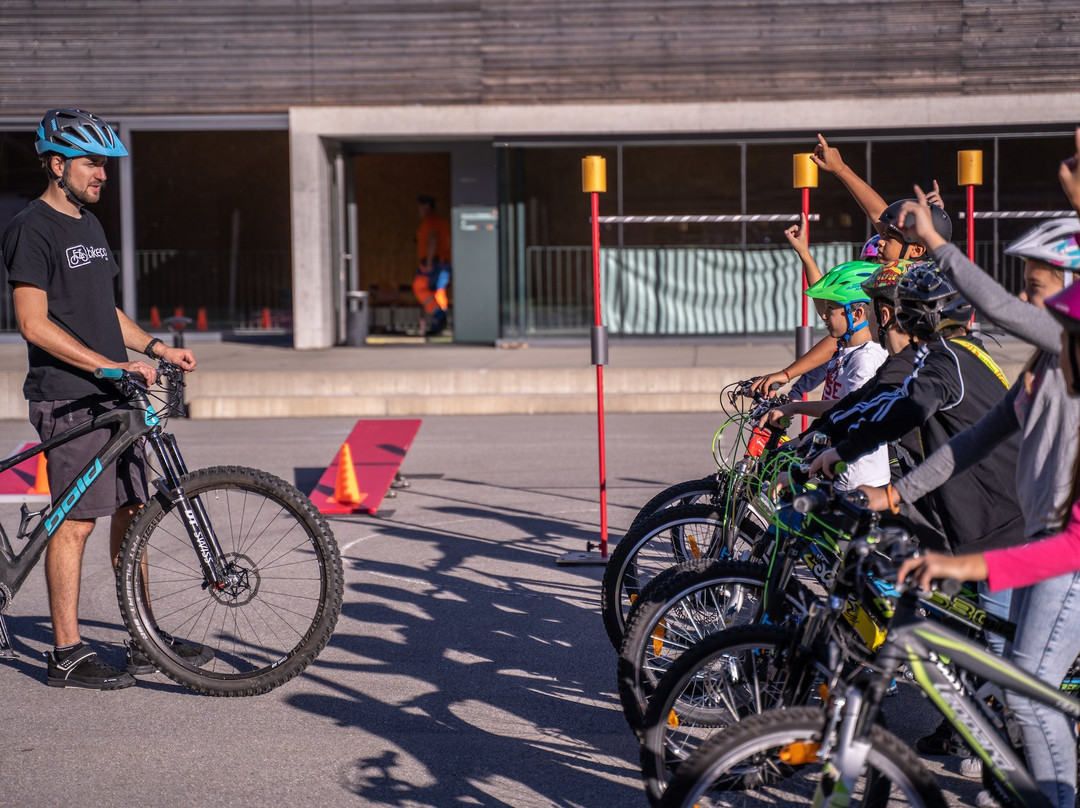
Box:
[806,261,878,341]
[805,261,877,305]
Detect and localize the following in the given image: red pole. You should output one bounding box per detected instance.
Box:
[958,150,983,263]
[800,186,811,432]
[966,184,976,261]
[591,190,609,558]
[958,150,983,329]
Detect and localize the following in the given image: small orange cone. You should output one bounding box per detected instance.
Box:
[329,443,365,505]
[196,307,208,331]
[28,453,49,496]
[261,307,272,329]
[174,306,185,320]
[149,306,162,328]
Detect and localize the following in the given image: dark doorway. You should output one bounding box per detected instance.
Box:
[352,152,451,334]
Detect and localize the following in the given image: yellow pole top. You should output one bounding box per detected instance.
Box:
[582,155,607,193]
[958,150,983,187]
[793,153,818,189]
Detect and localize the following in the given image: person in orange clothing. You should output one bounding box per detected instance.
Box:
[413,195,452,335]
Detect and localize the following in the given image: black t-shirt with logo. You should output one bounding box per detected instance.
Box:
[2,199,127,400]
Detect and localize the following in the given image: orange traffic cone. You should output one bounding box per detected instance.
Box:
[173,306,185,321]
[329,443,364,505]
[27,453,49,496]
[149,306,162,328]
[196,307,208,331]
[261,307,272,329]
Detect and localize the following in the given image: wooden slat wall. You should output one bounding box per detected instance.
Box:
[1,0,1077,116]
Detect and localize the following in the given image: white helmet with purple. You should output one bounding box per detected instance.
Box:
[1005,218,1080,270]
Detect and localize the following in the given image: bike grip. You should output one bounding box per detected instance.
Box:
[792,488,830,514]
[777,415,791,428]
[94,368,123,379]
[832,460,847,476]
[936,578,963,598]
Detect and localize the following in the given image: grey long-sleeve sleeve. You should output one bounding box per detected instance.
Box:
[932,242,1061,353]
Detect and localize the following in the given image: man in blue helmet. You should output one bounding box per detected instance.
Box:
[0,109,200,689]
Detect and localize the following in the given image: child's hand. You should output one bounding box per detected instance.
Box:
[810,134,847,177]
[751,371,791,396]
[924,179,945,211]
[784,213,810,256]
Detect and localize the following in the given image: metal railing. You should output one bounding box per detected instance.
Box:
[0,249,292,332]
[506,243,1027,338]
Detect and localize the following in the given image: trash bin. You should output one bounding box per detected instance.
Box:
[346,291,370,346]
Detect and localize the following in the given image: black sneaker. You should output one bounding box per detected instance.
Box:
[46,644,136,690]
[126,633,214,676]
[915,717,968,757]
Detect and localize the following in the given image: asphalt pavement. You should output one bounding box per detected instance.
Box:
[0,411,985,807]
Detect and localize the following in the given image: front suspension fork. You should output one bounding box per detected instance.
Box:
[147,430,229,589]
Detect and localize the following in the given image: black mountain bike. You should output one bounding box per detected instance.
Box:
[0,362,344,696]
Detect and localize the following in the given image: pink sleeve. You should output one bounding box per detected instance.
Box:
[984,501,1080,591]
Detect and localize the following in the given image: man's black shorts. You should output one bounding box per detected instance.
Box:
[29,398,149,520]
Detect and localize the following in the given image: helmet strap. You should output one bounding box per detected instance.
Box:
[844,304,868,341]
[53,157,85,210]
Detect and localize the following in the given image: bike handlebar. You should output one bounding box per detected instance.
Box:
[94,360,185,405]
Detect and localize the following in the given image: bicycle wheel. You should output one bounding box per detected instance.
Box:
[658,706,947,808]
[639,625,829,806]
[627,475,727,535]
[617,560,810,732]
[116,466,344,696]
[601,502,768,649]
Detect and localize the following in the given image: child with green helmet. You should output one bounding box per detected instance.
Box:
[762,259,890,490]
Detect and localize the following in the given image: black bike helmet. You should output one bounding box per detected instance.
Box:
[35,108,127,159]
[894,261,972,340]
[879,199,953,245]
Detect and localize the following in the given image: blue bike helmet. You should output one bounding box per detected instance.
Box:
[35,109,128,159]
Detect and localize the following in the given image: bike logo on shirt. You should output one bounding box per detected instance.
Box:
[66,245,109,268]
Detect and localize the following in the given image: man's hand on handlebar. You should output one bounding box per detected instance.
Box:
[896,550,988,594]
[117,360,158,386]
[161,346,196,372]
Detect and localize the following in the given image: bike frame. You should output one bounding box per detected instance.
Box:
[0,386,229,657]
[824,590,1080,808]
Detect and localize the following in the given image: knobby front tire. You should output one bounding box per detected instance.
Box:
[658,706,947,808]
[117,466,344,696]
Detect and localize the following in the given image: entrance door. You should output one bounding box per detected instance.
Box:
[352,152,451,336]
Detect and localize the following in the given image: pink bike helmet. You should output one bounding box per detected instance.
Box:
[859,234,884,262]
[1046,283,1080,334]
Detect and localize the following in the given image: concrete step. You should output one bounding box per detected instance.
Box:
[182,359,1026,418]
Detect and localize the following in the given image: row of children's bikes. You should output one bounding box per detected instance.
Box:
[601,379,1080,808]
